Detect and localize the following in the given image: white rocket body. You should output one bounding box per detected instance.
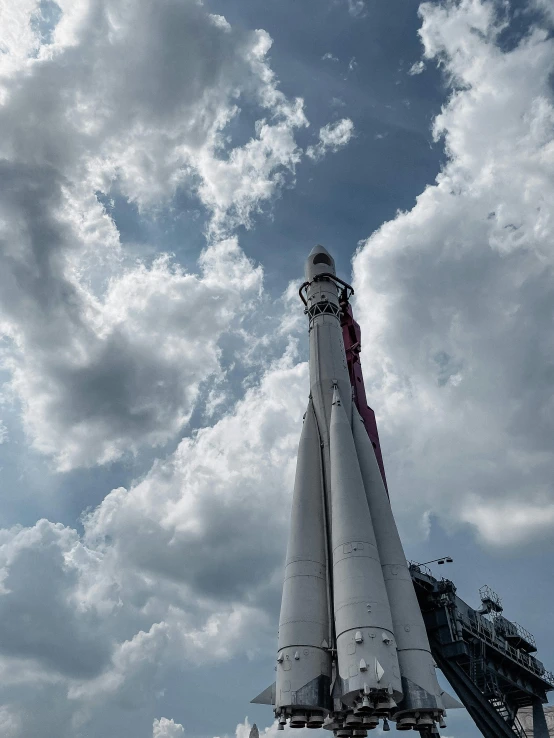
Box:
[329,388,402,708]
[256,245,446,734]
[351,407,445,724]
[275,400,331,725]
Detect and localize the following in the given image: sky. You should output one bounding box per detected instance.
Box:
[0,0,553,737]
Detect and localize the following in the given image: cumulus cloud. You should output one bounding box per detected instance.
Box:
[153,718,185,738]
[1,0,306,214]
[0,0,333,722]
[408,60,425,75]
[0,349,309,735]
[0,520,113,678]
[83,349,307,604]
[0,0,312,470]
[353,0,554,547]
[5,239,261,470]
[0,705,20,738]
[533,0,554,25]
[306,118,355,160]
[461,498,554,546]
[196,34,308,240]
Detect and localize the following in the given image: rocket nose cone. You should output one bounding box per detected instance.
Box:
[308,243,333,260]
[305,244,336,281]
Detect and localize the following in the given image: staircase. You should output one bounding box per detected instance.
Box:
[489,696,528,738]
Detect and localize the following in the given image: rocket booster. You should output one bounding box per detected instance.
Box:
[254,246,446,734]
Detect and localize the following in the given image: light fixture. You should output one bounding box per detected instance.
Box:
[420,556,454,567]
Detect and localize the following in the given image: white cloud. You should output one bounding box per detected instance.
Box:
[461,498,554,547]
[0,519,112,682]
[4,239,262,470]
[0,706,21,738]
[353,0,554,547]
[153,718,185,738]
[0,349,309,735]
[209,14,232,32]
[0,0,47,80]
[0,0,312,470]
[83,350,307,603]
[0,1,319,719]
[534,0,554,24]
[343,0,367,19]
[198,98,308,239]
[306,118,355,160]
[408,60,425,75]
[348,56,358,72]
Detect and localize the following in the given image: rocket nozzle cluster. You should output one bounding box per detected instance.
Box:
[275,710,447,734]
[275,709,325,730]
[275,700,446,732]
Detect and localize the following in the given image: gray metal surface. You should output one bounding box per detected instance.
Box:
[410,566,553,738]
[329,387,401,707]
[265,246,449,733]
[351,404,444,722]
[276,400,331,716]
[532,701,552,738]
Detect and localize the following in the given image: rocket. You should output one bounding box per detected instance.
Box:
[253,245,448,734]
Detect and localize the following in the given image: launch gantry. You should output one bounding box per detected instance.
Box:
[409,566,553,738]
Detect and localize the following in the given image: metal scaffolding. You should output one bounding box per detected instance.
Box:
[410,565,553,738]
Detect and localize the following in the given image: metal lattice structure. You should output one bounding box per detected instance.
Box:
[410,565,553,738]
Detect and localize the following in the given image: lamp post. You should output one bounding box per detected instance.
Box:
[420,557,453,566]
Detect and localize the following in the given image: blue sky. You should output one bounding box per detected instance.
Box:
[0,1,553,737]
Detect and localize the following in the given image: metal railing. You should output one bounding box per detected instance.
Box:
[513,622,537,649]
[493,616,537,649]
[408,560,433,577]
[459,611,554,686]
[479,584,503,612]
